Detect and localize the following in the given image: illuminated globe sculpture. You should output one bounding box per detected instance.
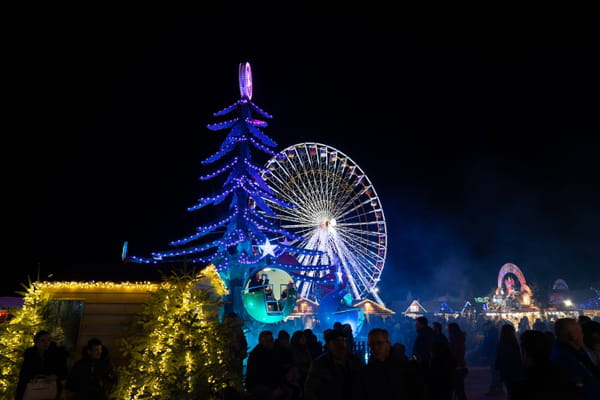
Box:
[258,143,388,311]
[241,266,297,323]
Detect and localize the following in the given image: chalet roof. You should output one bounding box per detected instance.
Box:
[403,299,428,314]
[353,299,395,315]
[461,300,489,312]
[295,297,319,307]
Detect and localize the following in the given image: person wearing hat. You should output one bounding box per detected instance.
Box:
[303,329,363,400]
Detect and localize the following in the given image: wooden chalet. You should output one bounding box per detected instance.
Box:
[352,299,395,324]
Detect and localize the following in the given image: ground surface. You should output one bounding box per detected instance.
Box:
[465,366,506,400]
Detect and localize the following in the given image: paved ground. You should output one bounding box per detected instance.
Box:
[465,366,507,400]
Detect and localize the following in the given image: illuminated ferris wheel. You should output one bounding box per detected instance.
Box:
[260,142,388,306]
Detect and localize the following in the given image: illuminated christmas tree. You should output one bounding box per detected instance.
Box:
[126,62,334,317]
[0,282,53,398]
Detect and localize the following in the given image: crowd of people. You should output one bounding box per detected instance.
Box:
[237,314,600,400]
[15,330,116,400]
[12,313,600,399]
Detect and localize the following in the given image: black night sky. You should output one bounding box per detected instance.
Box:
[17,5,600,302]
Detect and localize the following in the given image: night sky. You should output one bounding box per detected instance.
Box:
[17,5,600,303]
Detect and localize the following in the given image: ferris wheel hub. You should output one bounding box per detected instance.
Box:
[316,211,335,229]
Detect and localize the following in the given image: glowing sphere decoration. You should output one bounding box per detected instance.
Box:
[242,267,297,323]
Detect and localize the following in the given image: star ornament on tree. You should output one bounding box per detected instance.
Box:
[335,265,344,284]
[258,238,277,258]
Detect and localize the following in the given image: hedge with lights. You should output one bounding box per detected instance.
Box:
[0,281,53,398]
[112,267,244,399]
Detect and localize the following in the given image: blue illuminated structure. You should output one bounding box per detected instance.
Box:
[125,62,336,322]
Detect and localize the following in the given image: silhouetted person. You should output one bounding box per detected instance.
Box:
[412,316,434,367]
[518,316,531,335]
[432,321,448,345]
[430,332,456,400]
[274,329,293,371]
[581,320,600,369]
[391,342,408,362]
[448,322,468,400]
[412,316,436,399]
[494,324,525,399]
[289,330,312,388]
[342,323,355,357]
[304,329,363,400]
[66,338,116,400]
[361,328,425,399]
[245,330,284,400]
[304,329,323,359]
[532,318,546,332]
[512,329,581,400]
[16,330,68,400]
[248,272,263,293]
[257,273,274,301]
[550,318,600,400]
[482,320,502,395]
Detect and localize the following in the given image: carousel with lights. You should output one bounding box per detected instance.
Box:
[123,62,391,337]
[485,263,540,322]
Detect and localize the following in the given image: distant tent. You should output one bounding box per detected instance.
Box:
[461,301,472,314]
[461,300,488,316]
[436,302,456,314]
[403,300,427,317]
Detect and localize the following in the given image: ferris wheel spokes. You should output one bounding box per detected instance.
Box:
[259,143,388,305]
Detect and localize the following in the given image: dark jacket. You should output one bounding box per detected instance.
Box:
[448,331,467,369]
[429,340,457,400]
[412,326,434,366]
[15,343,68,400]
[550,341,600,400]
[512,360,583,400]
[303,351,363,400]
[361,354,425,400]
[245,344,284,393]
[482,325,499,364]
[66,353,116,400]
[494,339,525,384]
